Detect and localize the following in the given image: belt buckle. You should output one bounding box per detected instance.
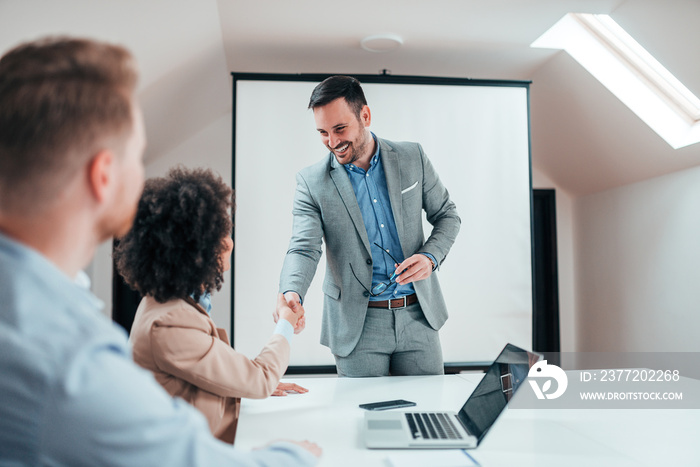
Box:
[388,296,407,310]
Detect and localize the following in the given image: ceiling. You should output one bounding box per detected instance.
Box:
[1,0,699,197]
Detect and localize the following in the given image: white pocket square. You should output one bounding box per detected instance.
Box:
[401,181,419,194]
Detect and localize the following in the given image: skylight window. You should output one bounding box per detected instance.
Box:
[532,13,700,149]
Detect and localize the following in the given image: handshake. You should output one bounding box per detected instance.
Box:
[274,292,306,334]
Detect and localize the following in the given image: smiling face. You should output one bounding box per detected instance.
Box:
[313,97,374,168]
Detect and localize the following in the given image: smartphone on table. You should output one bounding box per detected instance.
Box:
[359,399,416,411]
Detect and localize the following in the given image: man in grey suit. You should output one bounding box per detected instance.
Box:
[277,75,460,377]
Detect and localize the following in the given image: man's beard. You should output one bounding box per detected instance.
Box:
[331,134,370,166]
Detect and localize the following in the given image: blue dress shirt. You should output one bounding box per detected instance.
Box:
[0,232,316,466]
[344,134,435,301]
[195,291,213,314]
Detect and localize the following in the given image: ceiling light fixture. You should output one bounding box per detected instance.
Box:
[360,34,403,53]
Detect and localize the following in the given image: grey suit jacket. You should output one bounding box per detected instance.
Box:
[279,137,461,357]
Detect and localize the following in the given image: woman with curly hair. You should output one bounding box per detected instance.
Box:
[114,166,307,444]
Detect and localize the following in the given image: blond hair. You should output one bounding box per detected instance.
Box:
[0,37,138,212]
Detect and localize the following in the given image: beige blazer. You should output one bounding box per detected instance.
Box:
[129,296,290,444]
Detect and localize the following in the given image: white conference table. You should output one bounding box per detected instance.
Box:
[235,374,700,466]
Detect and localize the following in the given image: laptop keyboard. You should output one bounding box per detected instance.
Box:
[405,413,463,440]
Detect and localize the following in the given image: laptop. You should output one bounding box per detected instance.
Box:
[363,343,539,449]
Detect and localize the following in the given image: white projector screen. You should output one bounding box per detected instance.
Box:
[232,74,533,369]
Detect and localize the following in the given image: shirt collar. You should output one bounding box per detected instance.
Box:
[191,292,212,314]
[0,231,105,312]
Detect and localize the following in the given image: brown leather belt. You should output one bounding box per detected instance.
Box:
[367,293,418,310]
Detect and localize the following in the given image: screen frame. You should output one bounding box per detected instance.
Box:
[230,72,537,373]
[457,343,535,442]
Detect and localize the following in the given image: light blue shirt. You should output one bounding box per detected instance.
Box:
[195,291,213,314]
[344,134,436,301]
[0,232,316,467]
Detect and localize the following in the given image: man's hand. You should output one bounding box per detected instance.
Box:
[260,440,322,458]
[394,254,433,285]
[288,440,322,458]
[276,293,304,329]
[271,382,309,397]
[279,291,305,334]
[273,292,301,322]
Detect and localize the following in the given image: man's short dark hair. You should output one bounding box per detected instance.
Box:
[0,37,137,213]
[113,167,234,304]
[308,75,367,117]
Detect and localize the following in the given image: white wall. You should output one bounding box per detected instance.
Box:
[143,113,233,332]
[527,34,700,354]
[89,242,113,317]
[573,165,700,352]
[88,113,233,331]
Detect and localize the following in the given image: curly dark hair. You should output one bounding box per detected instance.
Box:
[114,166,234,303]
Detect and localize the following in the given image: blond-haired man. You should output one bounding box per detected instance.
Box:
[0,37,319,466]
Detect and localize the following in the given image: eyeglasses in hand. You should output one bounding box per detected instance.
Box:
[350,243,403,297]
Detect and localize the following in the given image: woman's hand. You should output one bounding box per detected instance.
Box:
[277,293,304,329]
[271,382,309,396]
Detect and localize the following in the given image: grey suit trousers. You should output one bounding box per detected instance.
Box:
[333,302,444,377]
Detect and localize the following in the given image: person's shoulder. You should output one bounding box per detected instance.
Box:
[149,297,212,332]
[0,246,123,358]
[296,153,336,187]
[377,137,422,156]
[0,259,130,392]
[299,153,333,175]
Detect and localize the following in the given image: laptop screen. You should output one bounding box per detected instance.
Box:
[457,343,536,443]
